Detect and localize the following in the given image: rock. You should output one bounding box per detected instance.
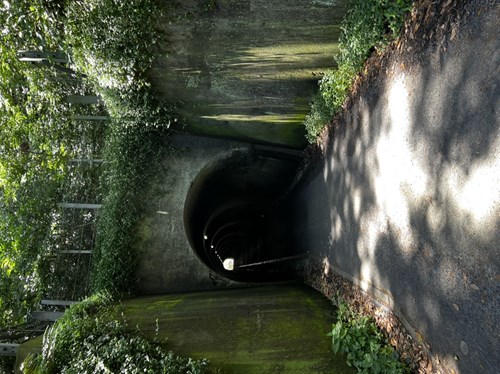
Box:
[460,341,469,355]
[470,284,480,291]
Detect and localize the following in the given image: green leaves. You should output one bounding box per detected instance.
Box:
[64,1,177,129]
[91,120,172,295]
[0,0,101,326]
[23,293,209,374]
[304,0,413,142]
[328,302,409,374]
[1,0,177,325]
[65,0,164,92]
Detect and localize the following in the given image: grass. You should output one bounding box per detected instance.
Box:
[304,0,413,142]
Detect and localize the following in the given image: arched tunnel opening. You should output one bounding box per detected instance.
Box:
[184,147,303,282]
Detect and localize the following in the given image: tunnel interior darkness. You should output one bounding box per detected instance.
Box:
[184,147,302,282]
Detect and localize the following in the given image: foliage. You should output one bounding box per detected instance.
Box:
[91,121,173,295]
[0,0,178,320]
[304,64,356,141]
[22,293,209,374]
[0,0,92,326]
[329,302,409,374]
[65,0,164,91]
[304,0,413,142]
[0,356,15,374]
[64,0,177,129]
[63,0,179,296]
[0,0,65,51]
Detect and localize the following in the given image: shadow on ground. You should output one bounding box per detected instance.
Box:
[284,5,499,373]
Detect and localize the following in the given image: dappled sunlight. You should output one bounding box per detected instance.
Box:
[356,214,383,261]
[232,41,338,81]
[368,76,429,255]
[352,187,362,220]
[436,258,464,297]
[288,3,499,372]
[200,113,302,124]
[331,212,343,240]
[149,0,345,148]
[341,75,430,264]
[239,42,338,63]
[443,136,500,237]
[302,44,498,370]
[322,256,330,276]
[360,262,374,290]
[374,75,428,223]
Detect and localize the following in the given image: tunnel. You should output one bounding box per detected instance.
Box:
[184,147,303,282]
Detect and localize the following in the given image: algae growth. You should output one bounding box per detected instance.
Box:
[120,284,355,373]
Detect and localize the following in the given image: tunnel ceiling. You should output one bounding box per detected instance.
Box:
[184,147,301,281]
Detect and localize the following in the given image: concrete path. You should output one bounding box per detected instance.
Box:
[286,4,499,373]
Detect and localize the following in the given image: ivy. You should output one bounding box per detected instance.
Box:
[62,1,181,294]
[91,121,173,295]
[1,0,179,321]
[0,1,93,326]
[65,0,165,91]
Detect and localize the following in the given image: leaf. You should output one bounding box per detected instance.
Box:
[332,339,340,353]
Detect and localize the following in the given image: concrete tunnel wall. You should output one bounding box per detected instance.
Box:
[184,145,302,282]
[135,133,302,294]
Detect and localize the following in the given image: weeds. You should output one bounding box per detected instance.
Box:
[91,122,172,295]
[329,302,409,374]
[65,0,164,92]
[304,0,413,142]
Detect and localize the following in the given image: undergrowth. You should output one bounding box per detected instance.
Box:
[64,1,180,294]
[304,0,413,141]
[65,0,178,127]
[22,292,209,373]
[91,122,172,295]
[329,301,409,374]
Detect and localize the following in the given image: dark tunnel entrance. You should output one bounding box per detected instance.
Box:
[184,147,303,282]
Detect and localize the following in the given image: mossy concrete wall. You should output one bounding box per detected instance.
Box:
[121,284,355,373]
[136,0,349,292]
[150,0,347,148]
[14,285,354,373]
[14,335,42,374]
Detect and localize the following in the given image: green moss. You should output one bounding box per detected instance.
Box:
[14,336,43,374]
[15,286,354,373]
[120,285,355,373]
